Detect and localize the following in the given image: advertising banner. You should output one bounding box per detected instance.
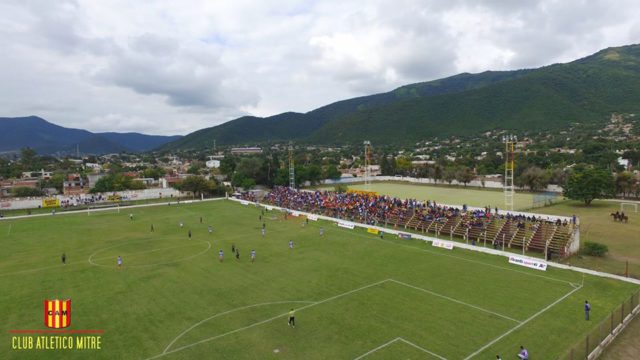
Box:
[508,255,548,271]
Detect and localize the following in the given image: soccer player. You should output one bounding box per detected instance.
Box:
[517,346,528,360]
[151,224,155,232]
[129,213,133,220]
[289,240,294,249]
[251,249,256,262]
[219,250,224,262]
[117,256,123,268]
[496,356,502,360]
[200,216,203,224]
[188,229,192,239]
[261,228,266,237]
[288,309,295,327]
[208,225,213,234]
[585,300,591,320]
[232,244,236,253]
[61,253,66,265]
[235,249,240,260]
[179,221,184,228]
[319,227,324,236]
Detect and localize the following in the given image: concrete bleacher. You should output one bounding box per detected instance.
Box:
[257,188,579,258]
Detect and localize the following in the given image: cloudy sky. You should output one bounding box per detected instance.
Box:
[1,0,639,135]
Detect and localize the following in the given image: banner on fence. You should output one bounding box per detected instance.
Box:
[432,240,454,250]
[338,221,355,229]
[290,211,300,217]
[367,228,379,235]
[265,206,274,211]
[508,255,547,271]
[42,198,60,208]
[107,194,122,202]
[307,214,318,221]
[240,200,249,205]
[398,233,412,239]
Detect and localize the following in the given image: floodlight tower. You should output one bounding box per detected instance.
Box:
[288,143,295,189]
[503,134,517,211]
[364,141,372,190]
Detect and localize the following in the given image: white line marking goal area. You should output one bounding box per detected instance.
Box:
[146,278,579,359]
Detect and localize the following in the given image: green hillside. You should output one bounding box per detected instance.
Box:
[160,44,640,149]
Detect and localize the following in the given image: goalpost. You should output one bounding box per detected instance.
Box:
[620,202,638,213]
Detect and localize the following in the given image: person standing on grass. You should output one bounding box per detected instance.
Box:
[151,224,154,232]
[319,227,324,236]
[585,300,591,320]
[288,309,295,327]
[235,249,240,260]
[188,229,192,239]
[61,253,66,265]
[117,256,123,268]
[289,240,294,249]
[251,249,256,263]
[200,216,203,224]
[129,213,133,220]
[517,345,528,360]
[208,225,213,234]
[218,250,224,262]
[261,228,266,237]
[179,221,184,228]
[496,356,502,360]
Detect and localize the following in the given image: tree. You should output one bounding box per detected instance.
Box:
[615,171,636,198]
[455,166,475,187]
[11,186,43,197]
[518,166,550,192]
[90,173,146,193]
[563,167,615,205]
[180,175,212,197]
[443,167,456,184]
[142,167,166,180]
[395,156,412,175]
[323,165,342,180]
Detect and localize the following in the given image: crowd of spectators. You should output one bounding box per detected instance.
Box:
[241,187,572,232]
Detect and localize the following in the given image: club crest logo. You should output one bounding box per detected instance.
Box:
[44,299,71,328]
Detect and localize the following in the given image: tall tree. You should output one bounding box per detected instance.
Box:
[563,166,615,205]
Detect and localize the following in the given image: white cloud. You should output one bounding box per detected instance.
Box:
[0,0,639,135]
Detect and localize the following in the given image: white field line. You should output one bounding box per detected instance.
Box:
[398,338,448,360]
[353,337,447,360]
[249,200,640,286]
[90,242,207,263]
[150,278,519,359]
[329,223,580,287]
[352,338,400,360]
[146,279,390,359]
[388,279,521,323]
[462,283,584,360]
[0,197,227,221]
[89,240,211,268]
[0,219,293,278]
[163,300,317,354]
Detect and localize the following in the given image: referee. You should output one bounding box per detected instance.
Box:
[288,309,295,327]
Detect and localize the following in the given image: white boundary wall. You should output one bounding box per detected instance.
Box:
[0,188,182,211]
[229,197,639,286]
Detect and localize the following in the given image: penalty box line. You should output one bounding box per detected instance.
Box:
[148,278,519,359]
[462,282,584,360]
[353,337,448,360]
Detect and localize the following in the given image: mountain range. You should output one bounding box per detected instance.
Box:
[160,43,640,150]
[4,44,640,154]
[0,116,181,155]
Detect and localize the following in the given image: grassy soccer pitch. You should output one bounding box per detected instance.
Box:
[0,200,637,359]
